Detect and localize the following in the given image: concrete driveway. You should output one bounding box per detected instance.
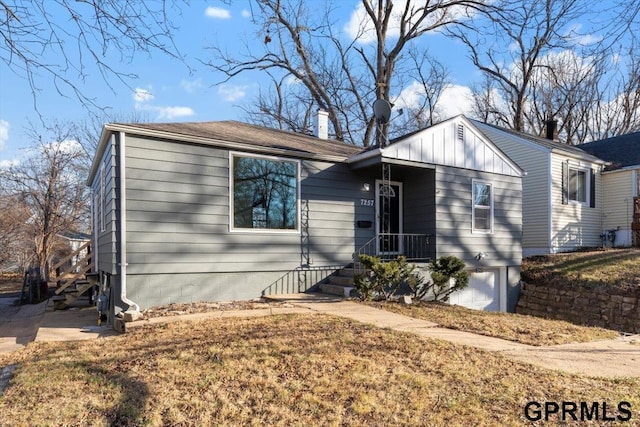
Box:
[0,297,117,354]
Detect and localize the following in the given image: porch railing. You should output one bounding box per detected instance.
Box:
[355,233,432,262]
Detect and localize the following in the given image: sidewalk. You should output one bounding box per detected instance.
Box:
[2,293,640,378]
[269,293,640,379]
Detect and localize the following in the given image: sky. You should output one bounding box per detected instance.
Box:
[0,0,618,165]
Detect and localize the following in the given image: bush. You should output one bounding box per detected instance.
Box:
[354,255,412,301]
[408,256,469,301]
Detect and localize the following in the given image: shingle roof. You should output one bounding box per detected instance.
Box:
[470,119,607,164]
[110,120,363,159]
[578,132,640,169]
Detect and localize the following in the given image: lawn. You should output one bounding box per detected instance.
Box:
[522,248,640,291]
[365,301,619,346]
[1,314,638,426]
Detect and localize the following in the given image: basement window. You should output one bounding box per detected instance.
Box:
[231,153,300,232]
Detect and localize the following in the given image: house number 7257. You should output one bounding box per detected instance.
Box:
[360,199,374,207]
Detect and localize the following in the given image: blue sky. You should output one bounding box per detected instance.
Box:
[0,0,618,164]
[0,1,482,164]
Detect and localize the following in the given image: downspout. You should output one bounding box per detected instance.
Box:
[118,131,140,314]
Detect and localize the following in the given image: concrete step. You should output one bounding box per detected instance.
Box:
[319,283,354,297]
[338,267,368,277]
[328,275,355,286]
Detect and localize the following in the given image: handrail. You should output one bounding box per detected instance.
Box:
[52,241,91,271]
[355,233,431,262]
[262,265,345,296]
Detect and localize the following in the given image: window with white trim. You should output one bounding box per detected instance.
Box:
[568,168,587,203]
[231,153,299,231]
[472,181,493,233]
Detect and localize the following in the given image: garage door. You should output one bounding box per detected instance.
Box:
[449,270,499,311]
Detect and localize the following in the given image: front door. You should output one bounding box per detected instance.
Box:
[375,180,403,255]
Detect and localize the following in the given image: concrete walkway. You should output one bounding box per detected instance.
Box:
[2,293,640,379]
[270,293,640,379]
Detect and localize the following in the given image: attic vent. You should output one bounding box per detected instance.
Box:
[457,124,464,141]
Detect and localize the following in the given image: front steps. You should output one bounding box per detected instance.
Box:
[318,264,367,297]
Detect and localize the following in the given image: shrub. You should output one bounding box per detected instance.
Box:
[407,255,469,301]
[354,255,412,301]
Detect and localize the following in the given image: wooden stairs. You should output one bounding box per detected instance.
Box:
[51,241,96,310]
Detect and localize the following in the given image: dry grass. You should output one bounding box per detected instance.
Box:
[1,314,638,426]
[365,301,619,346]
[522,249,640,291]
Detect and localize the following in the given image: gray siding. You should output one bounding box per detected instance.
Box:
[121,135,366,308]
[434,165,522,266]
[91,133,118,275]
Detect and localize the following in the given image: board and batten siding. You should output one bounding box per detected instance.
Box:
[550,154,603,251]
[121,135,361,308]
[434,165,522,266]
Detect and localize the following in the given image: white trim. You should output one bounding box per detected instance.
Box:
[118,132,139,313]
[567,164,590,206]
[229,151,301,234]
[499,267,507,312]
[471,180,494,234]
[547,152,554,253]
[375,179,404,255]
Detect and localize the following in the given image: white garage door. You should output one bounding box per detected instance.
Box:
[449,270,499,311]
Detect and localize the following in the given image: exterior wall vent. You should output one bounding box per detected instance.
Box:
[457,124,464,141]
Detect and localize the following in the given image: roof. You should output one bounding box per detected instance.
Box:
[578,131,640,170]
[57,231,91,241]
[113,121,361,158]
[469,119,607,165]
[88,120,363,184]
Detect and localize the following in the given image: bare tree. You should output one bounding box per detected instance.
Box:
[206,0,489,146]
[0,0,186,112]
[0,124,89,280]
[451,0,593,132]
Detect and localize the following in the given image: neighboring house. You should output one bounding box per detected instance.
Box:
[580,132,640,247]
[470,120,608,257]
[86,115,523,319]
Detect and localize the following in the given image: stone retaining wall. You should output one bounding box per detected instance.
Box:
[516,282,640,334]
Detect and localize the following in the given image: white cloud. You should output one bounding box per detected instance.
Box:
[0,159,19,169]
[437,84,474,117]
[133,87,154,103]
[181,78,205,94]
[344,1,476,44]
[564,23,602,46]
[156,106,196,120]
[0,119,8,151]
[241,9,251,18]
[393,82,474,119]
[218,84,248,102]
[205,6,231,19]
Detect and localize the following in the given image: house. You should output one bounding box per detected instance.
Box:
[579,132,640,247]
[470,120,608,256]
[86,114,523,320]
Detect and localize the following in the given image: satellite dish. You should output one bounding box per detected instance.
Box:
[373,99,392,124]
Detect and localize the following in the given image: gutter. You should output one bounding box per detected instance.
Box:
[118,131,140,315]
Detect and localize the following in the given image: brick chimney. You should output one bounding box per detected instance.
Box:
[314,109,329,140]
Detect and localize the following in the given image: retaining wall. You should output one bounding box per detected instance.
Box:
[516,282,640,334]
